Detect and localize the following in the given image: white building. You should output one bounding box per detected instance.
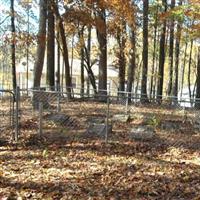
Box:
[16,58,119,93]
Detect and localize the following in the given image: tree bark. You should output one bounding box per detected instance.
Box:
[83,26,97,94]
[33,0,47,88]
[180,41,188,98]
[188,40,193,101]
[167,0,175,97]
[10,0,17,91]
[126,29,136,101]
[53,2,71,97]
[56,30,60,91]
[117,20,126,95]
[141,0,149,102]
[195,47,200,108]
[157,0,167,102]
[86,25,91,96]
[172,0,182,101]
[78,26,85,97]
[96,8,107,96]
[46,0,55,90]
[150,4,158,100]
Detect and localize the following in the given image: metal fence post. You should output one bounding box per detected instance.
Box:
[9,94,12,126]
[105,93,110,143]
[15,86,20,142]
[125,92,129,115]
[57,92,61,112]
[39,102,43,137]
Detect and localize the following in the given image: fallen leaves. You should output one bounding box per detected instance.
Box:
[1,102,200,199]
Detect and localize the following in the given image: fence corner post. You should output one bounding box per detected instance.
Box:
[39,102,43,137]
[125,92,129,115]
[57,93,61,112]
[105,93,110,143]
[14,86,20,142]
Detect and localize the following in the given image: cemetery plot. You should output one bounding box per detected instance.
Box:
[0,98,200,199]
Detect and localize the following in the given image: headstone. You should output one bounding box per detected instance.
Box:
[161,120,180,130]
[88,117,105,124]
[193,112,200,131]
[194,120,200,130]
[130,125,155,141]
[87,123,112,136]
[45,113,77,128]
[0,139,8,146]
[112,114,130,123]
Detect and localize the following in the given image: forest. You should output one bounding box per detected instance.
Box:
[0,0,199,104]
[0,0,200,199]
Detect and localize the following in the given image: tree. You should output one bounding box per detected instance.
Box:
[117,20,126,94]
[149,1,159,100]
[78,26,85,96]
[180,40,188,98]
[53,2,72,97]
[126,0,136,102]
[157,0,167,102]
[195,47,200,108]
[126,29,136,101]
[188,39,194,101]
[96,7,107,95]
[56,29,60,91]
[172,0,183,101]
[10,0,17,91]
[167,0,175,97]
[46,0,55,90]
[141,0,149,102]
[33,0,47,89]
[84,25,98,95]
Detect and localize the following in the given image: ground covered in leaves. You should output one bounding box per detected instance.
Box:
[1,102,200,199]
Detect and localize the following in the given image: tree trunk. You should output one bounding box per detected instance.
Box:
[126,29,136,102]
[96,8,107,96]
[188,40,193,101]
[81,47,84,97]
[153,31,160,100]
[78,27,85,97]
[56,30,60,91]
[141,0,149,103]
[86,25,91,96]
[195,47,200,108]
[32,0,47,109]
[135,59,142,100]
[117,21,126,95]
[10,0,17,91]
[172,0,182,102]
[167,0,175,97]
[150,4,158,100]
[26,4,30,92]
[157,0,167,102]
[180,41,188,98]
[33,0,47,88]
[84,26,97,94]
[53,2,71,98]
[46,0,55,90]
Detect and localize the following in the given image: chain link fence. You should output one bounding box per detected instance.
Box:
[18,88,110,142]
[0,89,19,142]
[107,92,200,150]
[1,86,200,149]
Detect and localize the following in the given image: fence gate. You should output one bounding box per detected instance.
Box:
[0,90,17,142]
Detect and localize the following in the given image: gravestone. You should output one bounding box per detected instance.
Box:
[130,125,155,141]
[45,113,77,129]
[87,123,112,136]
[161,120,180,130]
[112,114,130,123]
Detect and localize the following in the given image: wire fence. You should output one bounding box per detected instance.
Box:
[0,88,19,142]
[1,86,200,150]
